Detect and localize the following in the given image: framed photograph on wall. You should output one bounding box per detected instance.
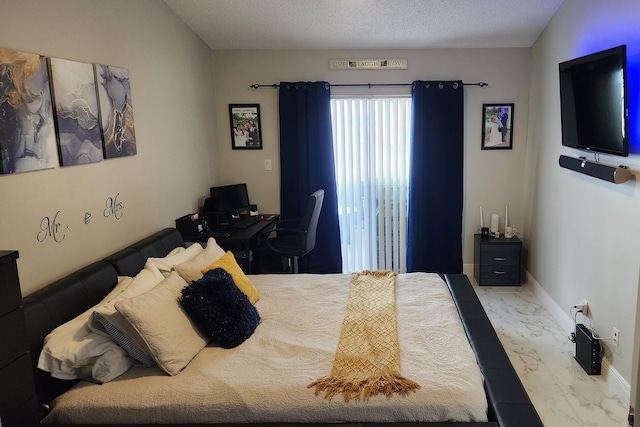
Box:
[229,104,262,149]
[481,103,513,150]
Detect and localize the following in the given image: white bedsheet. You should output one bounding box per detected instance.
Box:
[43,272,488,424]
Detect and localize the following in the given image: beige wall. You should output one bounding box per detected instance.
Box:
[6,0,637,399]
[0,0,217,295]
[211,48,532,265]
[0,2,532,296]
[525,0,640,383]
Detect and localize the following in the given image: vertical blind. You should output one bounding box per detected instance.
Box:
[331,97,411,273]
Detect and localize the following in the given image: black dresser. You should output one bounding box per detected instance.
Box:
[474,234,523,286]
[0,251,38,426]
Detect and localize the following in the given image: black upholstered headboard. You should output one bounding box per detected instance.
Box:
[22,228,185,414]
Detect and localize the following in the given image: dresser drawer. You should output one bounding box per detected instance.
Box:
[0,307,29,367]
[0,396,38,427]
[0,252,21,317]
[0,353,35,413]
[480,250,520,266]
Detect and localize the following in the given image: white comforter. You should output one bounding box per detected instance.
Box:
[43,272,488,424]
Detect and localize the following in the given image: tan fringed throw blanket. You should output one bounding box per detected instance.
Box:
[309,270,421,401]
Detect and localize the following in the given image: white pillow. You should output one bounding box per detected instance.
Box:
[39,335,132,383]
[105,275,136,301]
[87,268,167,365]
[144,242,204,280]
[114,272,207,376]
[166,246,187,257]
[37,275,142,383]
[173,238,226,283]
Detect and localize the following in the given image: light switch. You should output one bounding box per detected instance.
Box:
[264,159,272,170]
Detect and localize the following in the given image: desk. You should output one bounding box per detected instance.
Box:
[178,215,278,274]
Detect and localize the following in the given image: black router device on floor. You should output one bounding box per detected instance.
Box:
[575,323,601,375]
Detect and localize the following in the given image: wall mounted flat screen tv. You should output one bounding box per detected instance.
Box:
[559,45,628,157]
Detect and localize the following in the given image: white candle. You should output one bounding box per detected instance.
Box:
[480,206,484,228]
[505,206,509,228]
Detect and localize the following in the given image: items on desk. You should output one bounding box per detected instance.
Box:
[175,212,278,274]
[205,183,259,229]
[176,213,209,239]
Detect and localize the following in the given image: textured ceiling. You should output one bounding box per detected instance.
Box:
[163,0,565,50]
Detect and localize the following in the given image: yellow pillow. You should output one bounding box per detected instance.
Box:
[202,251,260,304]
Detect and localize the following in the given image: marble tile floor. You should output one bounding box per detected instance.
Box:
[472,281,629,426]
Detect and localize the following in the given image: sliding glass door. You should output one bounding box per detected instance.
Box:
[331,97,411,273]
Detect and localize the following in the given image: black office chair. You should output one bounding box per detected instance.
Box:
[266,189,324,273]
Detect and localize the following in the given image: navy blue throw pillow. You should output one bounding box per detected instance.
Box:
[179,268,260,349]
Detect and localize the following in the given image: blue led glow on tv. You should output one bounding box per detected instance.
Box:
[625,49,640,154]
[559,45,629,157]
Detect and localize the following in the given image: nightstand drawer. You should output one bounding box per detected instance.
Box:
[478,276,520,286]
[481,264,520,280]
[480,250,520,266]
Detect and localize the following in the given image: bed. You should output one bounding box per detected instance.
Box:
[22,228,543,427]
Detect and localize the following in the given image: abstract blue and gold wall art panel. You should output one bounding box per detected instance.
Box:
[0,48,58,174]
[48,58,104,166]
[95,64,136,158]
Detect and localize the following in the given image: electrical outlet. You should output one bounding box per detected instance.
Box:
[613,327,619,347]
[574,301,588,316]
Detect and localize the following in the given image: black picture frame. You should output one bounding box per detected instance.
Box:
[481,103,513,150]
[229,104,262,150]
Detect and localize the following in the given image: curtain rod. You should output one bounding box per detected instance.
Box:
[249,81,488,89]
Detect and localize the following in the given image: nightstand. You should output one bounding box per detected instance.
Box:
[0,251,38,427]
[474,234,522,286]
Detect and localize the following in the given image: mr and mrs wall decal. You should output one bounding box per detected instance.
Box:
[0,47,134,243]
[37,193,125,244]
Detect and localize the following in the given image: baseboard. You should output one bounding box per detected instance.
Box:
[462,264,631,404]
[525,271,631,405]
[525,271,574,334]
[462,263,474,280]
[601,355,631,405]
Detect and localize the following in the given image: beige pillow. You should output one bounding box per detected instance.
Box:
[173,238,226,283]
[114,272,207,376]
[87,268,167,367]
[89,268,165,337]
[144,242,204,280]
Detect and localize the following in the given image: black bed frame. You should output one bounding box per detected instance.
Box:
[22,228,543,427]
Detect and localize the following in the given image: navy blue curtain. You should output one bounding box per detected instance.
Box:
[278,82,342,273]
[407,81,464,273]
